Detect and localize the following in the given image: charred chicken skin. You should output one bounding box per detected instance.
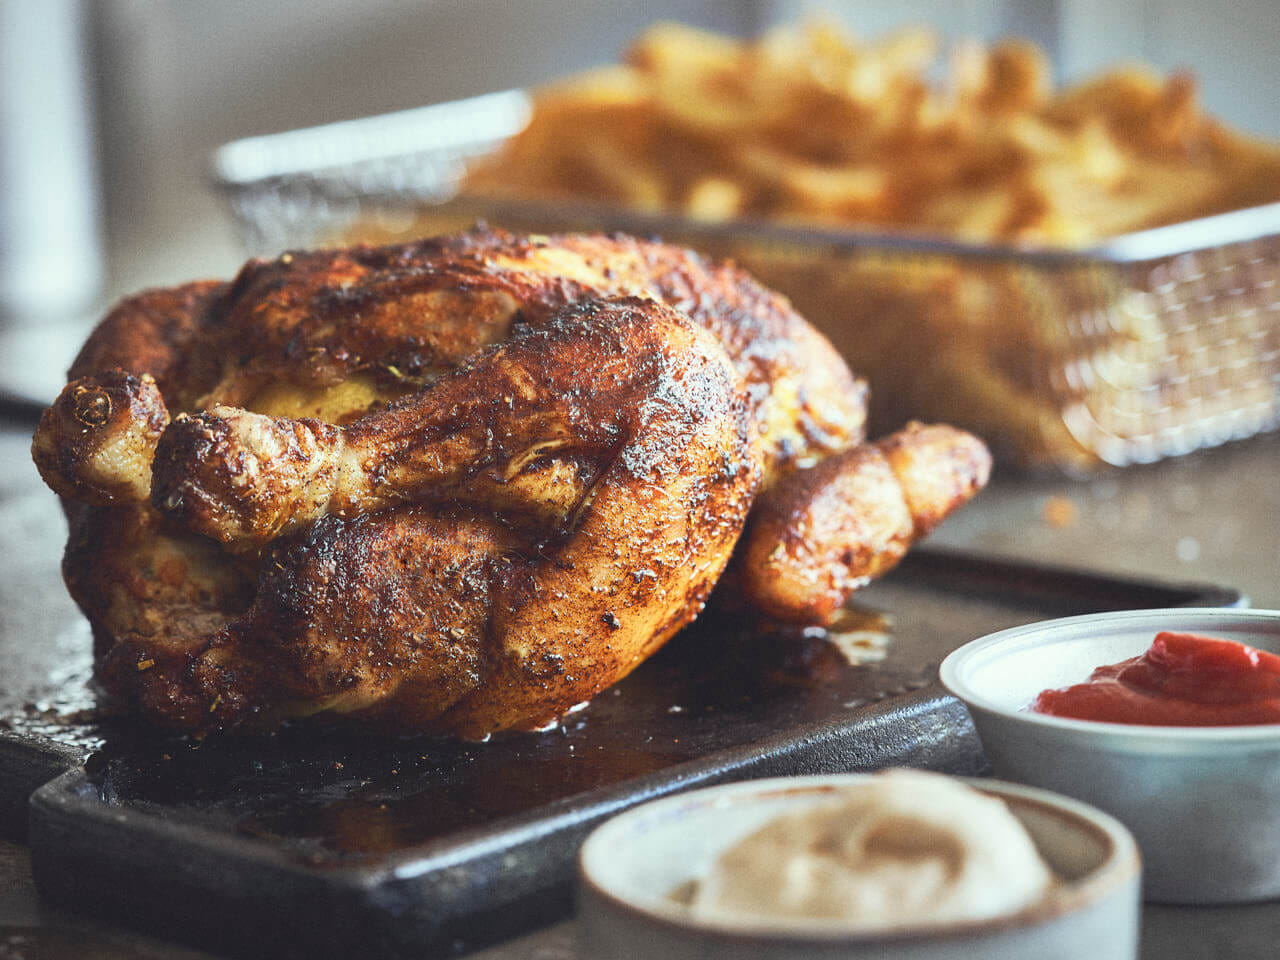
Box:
[32,229,989,738]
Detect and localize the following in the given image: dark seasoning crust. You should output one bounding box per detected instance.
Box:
[30,227,990,739]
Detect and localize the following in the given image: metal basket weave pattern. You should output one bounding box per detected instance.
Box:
[212,91,1280,471]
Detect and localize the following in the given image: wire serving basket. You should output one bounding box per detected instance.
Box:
[212,90,1280,472]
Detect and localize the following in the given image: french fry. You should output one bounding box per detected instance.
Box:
[463,21,1280,245]
[443,22,1280,471]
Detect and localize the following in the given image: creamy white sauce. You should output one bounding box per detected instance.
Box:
[688,770,1054,932]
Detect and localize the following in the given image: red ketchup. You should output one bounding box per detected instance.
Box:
[1030,631,1280,726]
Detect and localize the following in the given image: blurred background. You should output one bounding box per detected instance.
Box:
[2,0,1279,402]
[5,6,1280,956]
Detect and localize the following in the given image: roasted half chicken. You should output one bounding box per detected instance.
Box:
[31,229,990,738]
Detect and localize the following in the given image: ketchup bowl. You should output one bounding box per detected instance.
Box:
[941,608,1280,904]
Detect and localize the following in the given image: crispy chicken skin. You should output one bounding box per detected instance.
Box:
[67,281,228,408]
[31,228,988,737]
[739,423,992,624]
[32,369,170,506]
[100,300,760,737]
[150,296,759,550]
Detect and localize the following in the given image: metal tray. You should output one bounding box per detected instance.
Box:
[211,89,1280,472]
[9,549,1241,959]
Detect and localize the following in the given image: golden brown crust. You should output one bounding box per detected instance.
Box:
[56,230,866,480]
[739,423,992,624]
[127,229,865,476]
[63,502,257,665]
[96,505,508,733]
[152,406,343,548]
[31,228,987,737]
[68,282,227,409]
[878,423,994,538]
[31,370,170,506]
[93,298,761,737]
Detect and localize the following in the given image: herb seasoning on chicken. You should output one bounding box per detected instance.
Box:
[31,229,989,738]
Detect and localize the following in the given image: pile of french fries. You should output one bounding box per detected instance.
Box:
[438,23,1280,469]
[463,21,1280,246]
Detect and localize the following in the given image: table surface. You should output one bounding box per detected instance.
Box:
[2,400,1279,958]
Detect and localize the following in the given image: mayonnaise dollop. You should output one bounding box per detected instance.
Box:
[688,770,1054,932]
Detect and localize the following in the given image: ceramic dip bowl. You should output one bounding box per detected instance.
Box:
[941,607,1280,904]
[577,774,1140,960]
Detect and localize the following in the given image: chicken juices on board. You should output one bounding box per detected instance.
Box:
[31,229,989,737]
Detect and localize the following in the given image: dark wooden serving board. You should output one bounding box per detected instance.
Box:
[0,522,1241,958]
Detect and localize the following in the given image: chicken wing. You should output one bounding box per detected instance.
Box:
[32,368,170,506]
